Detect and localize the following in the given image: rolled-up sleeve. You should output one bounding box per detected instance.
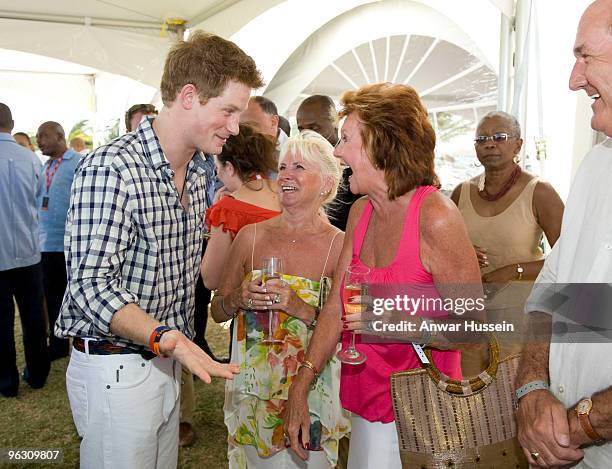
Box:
[524,241,560,315]
[65,164,138,335]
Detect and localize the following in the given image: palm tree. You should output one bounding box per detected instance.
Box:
[68,119,93,149]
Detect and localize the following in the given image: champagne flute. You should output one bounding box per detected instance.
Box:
[336,265,370,364]
[261,257,284,344]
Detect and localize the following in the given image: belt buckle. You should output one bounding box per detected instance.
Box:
[140,350,156,360]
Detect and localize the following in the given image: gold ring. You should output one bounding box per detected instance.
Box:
[274,294,281,303]
[247,298,254,309]
[530,451,540,460]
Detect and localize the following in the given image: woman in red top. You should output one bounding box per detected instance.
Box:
[201,124,281,290]
[284,84,483,468]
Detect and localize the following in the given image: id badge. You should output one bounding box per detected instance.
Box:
[41,196,49,211]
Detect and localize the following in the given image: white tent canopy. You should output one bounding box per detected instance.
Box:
[0,0,284,86]
[0,0,598,197]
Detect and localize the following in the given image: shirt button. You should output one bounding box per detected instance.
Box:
[605,243,612,250]
[558,385,564,394]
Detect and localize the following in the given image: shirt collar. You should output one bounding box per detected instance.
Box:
[137,117,168,170]
[190,151,208,177]
[0,132,15,142]
[61,149,78,161]
[136,116,207,178]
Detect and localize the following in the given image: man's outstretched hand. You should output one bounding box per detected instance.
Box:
[160,330,239,383]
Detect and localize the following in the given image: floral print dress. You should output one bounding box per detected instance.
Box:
[224,271,350,468]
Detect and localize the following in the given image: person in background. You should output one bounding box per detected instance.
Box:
[36,121,82,360]
[125,103,158,133]
[55,31,262,468]
[13,131,35,151]
[450,111,564,376]
[240,96,284,179]
[201,123,281,291]
[240,96,279,142]
[297,94,360,231]
[284,84,481,468]
[69,137,88,155]
[0,103,50,397]
[278,115,291,139]
[211,130,349,468]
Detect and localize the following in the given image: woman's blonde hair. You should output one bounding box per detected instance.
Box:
[279,130,342,205]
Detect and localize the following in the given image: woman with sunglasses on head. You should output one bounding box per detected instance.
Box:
[450,111,564,375]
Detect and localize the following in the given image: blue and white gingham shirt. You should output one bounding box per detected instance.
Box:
[56,118,208,347]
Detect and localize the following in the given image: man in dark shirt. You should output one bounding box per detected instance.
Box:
[297,95,360,231]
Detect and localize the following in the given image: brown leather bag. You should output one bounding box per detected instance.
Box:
[390,335,528,469]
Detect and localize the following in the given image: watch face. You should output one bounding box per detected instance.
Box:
[577,399,592,414]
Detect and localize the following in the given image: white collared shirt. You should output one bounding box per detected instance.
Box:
[526,138,612,467]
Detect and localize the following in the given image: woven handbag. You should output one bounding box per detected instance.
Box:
[390,334,528,469]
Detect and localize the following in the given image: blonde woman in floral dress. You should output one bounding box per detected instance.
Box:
[211,131,350,468]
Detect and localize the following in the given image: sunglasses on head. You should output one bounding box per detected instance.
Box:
[474,133,514,145]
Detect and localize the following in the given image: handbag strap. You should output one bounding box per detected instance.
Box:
[423,331,501,396]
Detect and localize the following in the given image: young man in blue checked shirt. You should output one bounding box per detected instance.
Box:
[55,31,264,469]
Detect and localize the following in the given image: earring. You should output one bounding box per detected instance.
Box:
[513,155,521,164]
[320,191,326,196]
[473,159,482,167]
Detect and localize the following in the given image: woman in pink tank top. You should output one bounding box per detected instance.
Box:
[284,84,483,469]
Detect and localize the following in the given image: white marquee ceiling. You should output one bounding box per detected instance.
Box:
[284,34,497,121]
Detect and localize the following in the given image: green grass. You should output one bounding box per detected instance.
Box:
[0,314,232,469]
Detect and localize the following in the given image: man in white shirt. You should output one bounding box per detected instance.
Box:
[515,1,612,467]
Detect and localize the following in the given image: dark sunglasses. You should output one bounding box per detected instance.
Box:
[474,133,514,145]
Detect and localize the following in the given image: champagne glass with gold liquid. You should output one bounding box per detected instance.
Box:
[336,265,370,364]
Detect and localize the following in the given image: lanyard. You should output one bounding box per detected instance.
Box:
[45,156,63,194]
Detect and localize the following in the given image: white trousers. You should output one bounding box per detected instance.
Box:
[66,346,181,469]
[347,414,402,469]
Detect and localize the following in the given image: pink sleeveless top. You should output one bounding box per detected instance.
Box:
[339,186,461,423]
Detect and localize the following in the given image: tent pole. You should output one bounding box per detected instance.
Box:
[512,0,532,163]
[498,10,514,112]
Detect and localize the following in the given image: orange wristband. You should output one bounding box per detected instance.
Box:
[149,325,171,356]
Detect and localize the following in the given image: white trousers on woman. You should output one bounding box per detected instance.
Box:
[347,414,402,469]
[66,346,181,469]
[241,445,331,469]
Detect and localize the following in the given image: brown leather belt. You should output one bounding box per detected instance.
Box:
[73,337,156,360]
